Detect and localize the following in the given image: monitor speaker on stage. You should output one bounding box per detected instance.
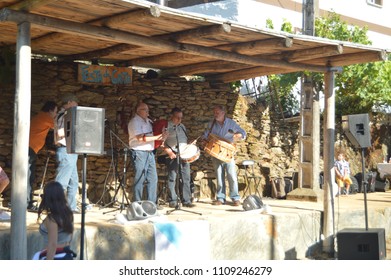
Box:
[64,106,105,155]
[337,228,386,260]
[342,113,371,148]
[127,201,158,220]
[242,195,263,211]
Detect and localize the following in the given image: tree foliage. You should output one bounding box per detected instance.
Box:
[315,12,391,116]
[263,12,390,116]
[265,19,301,115]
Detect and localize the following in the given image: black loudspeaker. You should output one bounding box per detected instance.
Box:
[126,201,158,220]
[242,195,263,211]
[375,180,390,192]
[337,228,386,260]
[64,106,105,155]
[342,114,371,148]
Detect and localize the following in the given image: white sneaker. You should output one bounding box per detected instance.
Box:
[0,210,11,221]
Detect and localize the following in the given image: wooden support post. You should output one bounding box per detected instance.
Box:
[10,21,31,260]
[323,70,336,255]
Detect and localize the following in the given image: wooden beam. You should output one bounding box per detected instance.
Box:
[162,23,231,43]
[209,66,297,83]
[126,35,289,69]
[126,52,205,67]
[63,43,138,61]
[304,50,388,66]
[218,37,293,55]
[9,0,58,11]
[68,24,232,62]
[31,31,67,46]
[85,25,283,66]
[285,45,343,62]
[160,60,244,76]
[327,50,388,66]
[102,6,161,28]
[0,8,330,73]
[31,6,162,47]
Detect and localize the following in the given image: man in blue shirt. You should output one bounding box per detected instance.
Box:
[203,105,246,206]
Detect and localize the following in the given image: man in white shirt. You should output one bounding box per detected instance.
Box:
[128,102,167,203]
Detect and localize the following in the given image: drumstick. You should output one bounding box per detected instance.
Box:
[190,136,202,145]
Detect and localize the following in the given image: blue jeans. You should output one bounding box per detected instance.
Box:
[130,150,157,203]
[55,147,79,210]
[167,158,192,204]
[212,157,240,202]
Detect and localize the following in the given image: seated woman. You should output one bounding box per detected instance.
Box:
[33,181,76,260]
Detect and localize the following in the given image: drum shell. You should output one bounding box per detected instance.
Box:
[179,144,200,163]
[204,134,236,163]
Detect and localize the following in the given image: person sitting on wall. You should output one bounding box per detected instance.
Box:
[334,151,352,196]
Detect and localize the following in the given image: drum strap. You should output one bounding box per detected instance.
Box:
[179,124,189,139]
[166,143,175,153]
[207,119,216,138]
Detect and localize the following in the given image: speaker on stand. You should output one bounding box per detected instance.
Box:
[339,113,386,259]
[64,106,105,260]
[342,114,371,149]
[64,106,105,155]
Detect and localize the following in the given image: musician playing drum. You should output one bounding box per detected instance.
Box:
[163,107,196,208]
[203,105,246,206]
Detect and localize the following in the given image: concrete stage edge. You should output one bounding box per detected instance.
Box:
[1,192,391,260]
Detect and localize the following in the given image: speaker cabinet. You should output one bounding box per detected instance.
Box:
[64,106,105,155]
[242,195,263,211]
[342,114,371,148]
[126,201,158,220]
[337,228,386,260]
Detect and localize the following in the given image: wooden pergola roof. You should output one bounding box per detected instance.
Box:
[0,0,389,83]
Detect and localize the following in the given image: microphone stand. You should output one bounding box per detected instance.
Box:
[102,129,131,214]
[166,125,201,216]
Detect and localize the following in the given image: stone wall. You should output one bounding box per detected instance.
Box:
[0,60,389,206]
[0,61,303,205]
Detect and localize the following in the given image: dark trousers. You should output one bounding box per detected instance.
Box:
[167,158,191,204]
[27,147,37,206]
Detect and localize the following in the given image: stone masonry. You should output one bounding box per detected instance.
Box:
[0,60,389,206]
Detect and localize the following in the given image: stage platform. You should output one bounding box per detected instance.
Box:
[1,191,391,260]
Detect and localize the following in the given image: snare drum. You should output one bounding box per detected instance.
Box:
[179,143,200,163]
[204,133,236,163]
